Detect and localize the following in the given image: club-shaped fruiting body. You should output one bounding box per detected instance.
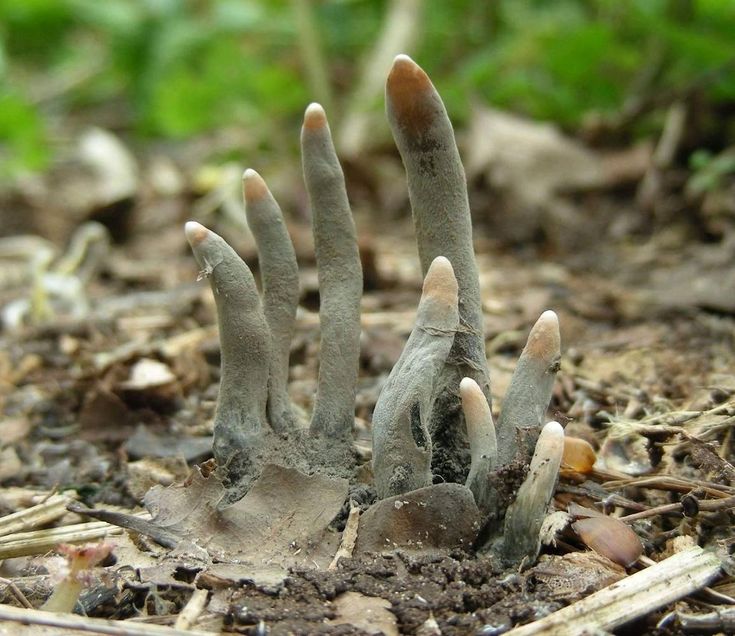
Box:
[243,169,299,434]
[386,54,490,480]
[183,56,566,569]
[496,310,561,467]
[500,420,564,566]
[372,256,459,498]
[461,377,498,512]
[301,103,363,439]
[185,221,270,489]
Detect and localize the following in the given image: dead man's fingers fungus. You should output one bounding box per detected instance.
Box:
[301,103,363,440]
[372,256,459,498]
[185,221,270,490]
[386,54,489,480]
[243,169,300,434]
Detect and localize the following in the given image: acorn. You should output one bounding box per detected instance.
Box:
[562,436,597,474]
[572,516,642,567]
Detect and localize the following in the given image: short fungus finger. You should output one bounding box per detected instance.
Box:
[243,169,300,433]
[185,221,270,495]
[498,420,564,567]
[301,103,363,440]
[496,310,561,467]
[386,54,490,482]
[461,377,498,513]
[372,256,459,498]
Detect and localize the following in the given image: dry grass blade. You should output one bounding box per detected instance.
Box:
[0,517,141,559]
[0,493,76,537]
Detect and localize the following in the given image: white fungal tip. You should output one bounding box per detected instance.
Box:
[423,256,457,304]
[242,169,268,202]
[525,310,561,361]
[185,221,209,246]
[539,310,559,328]
[541,421,564,439]
[393,53,416,66]
[460,377,479,396]
[303,102,327,129]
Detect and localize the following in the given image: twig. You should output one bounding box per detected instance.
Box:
[0,493,76,537]
[0,521,124,559]
[0,577,33,609]
[329,504,360,570]
[173,589,210,631]
[0,603,215,635]
[620,495,735,522]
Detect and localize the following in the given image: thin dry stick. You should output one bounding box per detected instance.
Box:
[301,103,363,439]
[0,521,124,559]
[174,588,210,631]
[0,577,33,609]
[0,603,216,636]
[620,494,735,522]
[504,546,723,635]
[0,493,75,537]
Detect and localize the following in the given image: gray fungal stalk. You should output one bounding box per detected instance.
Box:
[243,169,300,434]
[185,221,270,492]
[385,54,490,481]
[301,103,363,439]
[495,310,561,467]
[372,256,459,498]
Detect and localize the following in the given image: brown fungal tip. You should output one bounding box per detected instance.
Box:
[303,102,328,130]
[242,169,269,203]
[460,377,491,426]
[422,256,458,306]
[185,221,209,247]
[386,54,436,134]
[523,310,561,364]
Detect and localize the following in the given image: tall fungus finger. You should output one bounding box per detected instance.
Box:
[243,169,300,433]
[386,54,489,482]
[496,310,561,467]
[185,222,270,490]
[301,103,363,440]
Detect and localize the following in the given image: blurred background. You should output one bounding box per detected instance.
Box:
[1,0,734,327]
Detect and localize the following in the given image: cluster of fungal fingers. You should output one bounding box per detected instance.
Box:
[186,55,564,566]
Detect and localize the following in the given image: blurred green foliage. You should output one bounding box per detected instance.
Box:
[1,0,733,179]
